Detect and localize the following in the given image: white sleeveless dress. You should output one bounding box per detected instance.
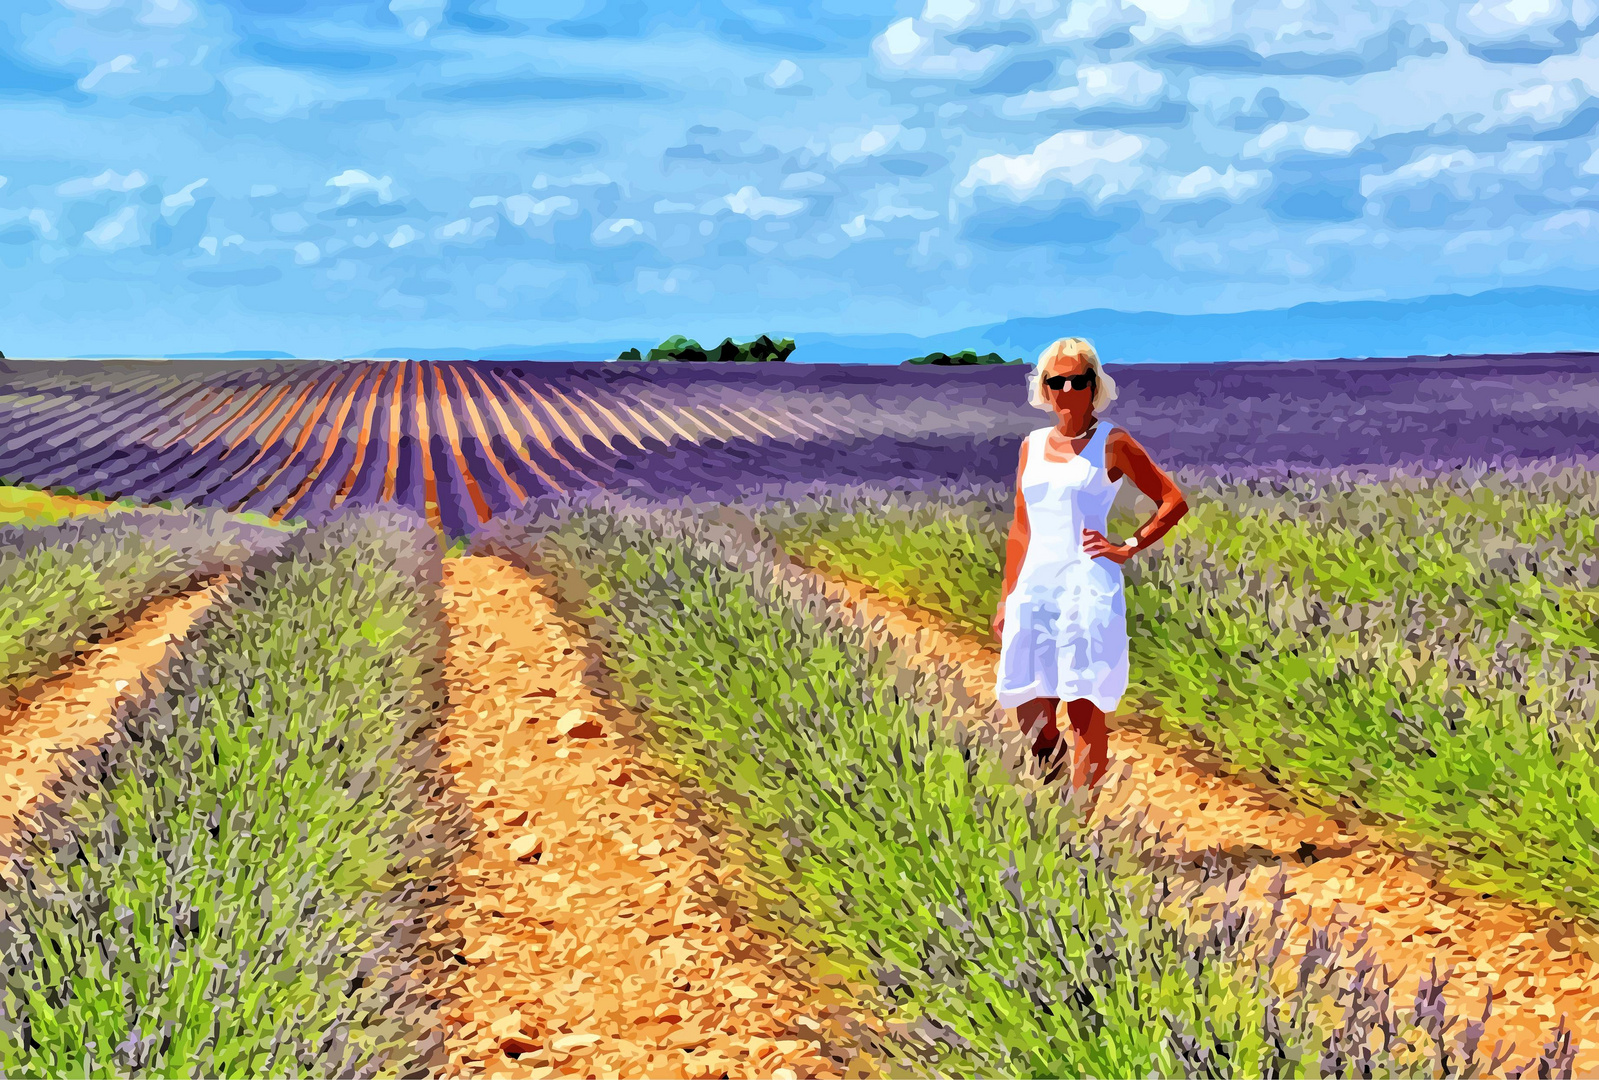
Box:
[995,422,1130,713]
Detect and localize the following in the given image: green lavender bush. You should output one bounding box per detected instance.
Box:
[0,510,460,1077]
[0,508,287,704]
[470,494,1540,1079]
[751,463,1599,917]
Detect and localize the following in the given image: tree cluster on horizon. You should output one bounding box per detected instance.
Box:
[615,334,797,363]
[903,350,1024,366]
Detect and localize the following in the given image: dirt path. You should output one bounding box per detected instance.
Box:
[807,568,1599,1076]
[429,555,879,1079]
[0,580,228,858]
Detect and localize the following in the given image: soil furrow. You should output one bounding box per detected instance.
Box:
[0,580,228,860]
[429,555,875,1079]
[805,567,1599,1077]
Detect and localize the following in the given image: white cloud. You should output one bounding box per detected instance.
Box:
[1154,164,1270,202]
[1360,144,1557,198]
[387,224,421,248]
[1000,62,1165,116]
[85,206,141,250]
[224,66,327,118]
[389,0,447,39]
[653,199,698,213]
[956,129,1149,203]
[29,209,56,240]
[1242,122,1364,160]
[294,241,320,265]
[199,236,218,255]
[720,185,807,219]
[637,268,695,296]
[140,0,196,25]
[161,177,208,217]
[765,59,803,89]
[501,194,578,226]
[779,171,828,191]
[0,176,7,190]
[1049,0,1401,57]
[843,198,941,240]
[271,211,308,234]
[829,124,924,165]
[435,216,495,242]
[873,16,1005,77]
[922,0,981,29]
[1442,226,1516,254]
[1528,208,1599,237]
[1472,79,1591,131]
[592,217,649,245]
[79,54,138,92]
[530,169,613,189]
[250,184,278,198]
[1361,150,1484,197]
[57,169,148,197]
[1458,0,1598,44]
[327,169,396,205]
[1582,144,1599,173]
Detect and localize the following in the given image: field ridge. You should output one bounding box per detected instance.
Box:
[428,554,879,1078]
[798,559,1599,1077]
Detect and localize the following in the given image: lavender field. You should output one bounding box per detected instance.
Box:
[2,353,1594,533]
[2,352,1598,1078]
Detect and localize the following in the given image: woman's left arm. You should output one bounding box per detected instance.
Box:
[1083,428,1189,564]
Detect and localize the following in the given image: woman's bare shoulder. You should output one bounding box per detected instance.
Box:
[1105,425,1145,458]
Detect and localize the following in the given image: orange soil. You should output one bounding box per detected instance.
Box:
[152,385,238,450]
[187,382,277,455]
[232,365,352,513]
[563,385,652,451]
[277,363,376,521]
[381,361,408,505]
[657,398,722,442]
[413,361,442,529]
[540,384,615,448]
[806,568,1599,1077]
[0,580,227,860]
[462,367,568,495]
[624,393,699,445]
[327,361,391,510]
[118,382,219,449]
[445,364,529,504]
[596,393,674,448]
[430,364,493,525]
[427,556,877,1079]
[234,368,332,473]
[217,381,297,459]
[520,381,594,455]
[484,370,594,483]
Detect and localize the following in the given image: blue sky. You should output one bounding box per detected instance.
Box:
[2,0,1598,358]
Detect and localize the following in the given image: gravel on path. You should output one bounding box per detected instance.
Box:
[429,554,880,1079]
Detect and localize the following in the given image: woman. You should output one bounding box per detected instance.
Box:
[991,337,1189,792]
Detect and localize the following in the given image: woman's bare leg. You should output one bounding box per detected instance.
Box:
[1063,698,1109,791]
[1016,697,1061,758]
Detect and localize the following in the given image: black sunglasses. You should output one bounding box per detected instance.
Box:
[1044,371,1095,392]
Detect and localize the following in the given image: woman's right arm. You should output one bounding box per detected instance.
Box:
[992,440,1031,638]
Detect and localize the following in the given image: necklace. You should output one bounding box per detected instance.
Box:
[1051,418,1097,445]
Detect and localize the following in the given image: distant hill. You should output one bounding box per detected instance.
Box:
[354,284,1599,366]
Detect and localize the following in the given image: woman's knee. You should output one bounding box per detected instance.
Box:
[1064,698,1105,730]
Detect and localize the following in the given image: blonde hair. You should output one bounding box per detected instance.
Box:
[1028,336,1118,413]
